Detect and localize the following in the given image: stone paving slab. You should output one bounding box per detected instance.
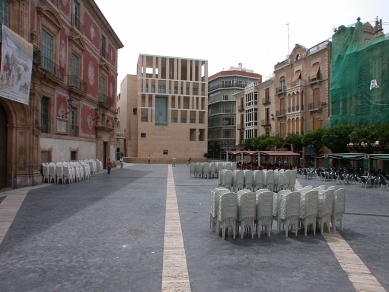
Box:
[0,165,388,291]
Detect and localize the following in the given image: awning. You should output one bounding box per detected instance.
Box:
[228,151,241,155]
[243,151,259,156]
[259,151,300,157]
[370,155,389,160]
[310,63,320,79]
[291,71,301,82]
[328,153,365,160]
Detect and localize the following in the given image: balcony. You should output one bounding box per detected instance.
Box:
[276,109,286,117]
[71,14,84,33]
[262,97,271,104]
[238,105,244,111]
[99,93,112,109]
[101,48,108,59]
[40,55,64,81]
[261,119,271,127]
[236,124,244,130]
[308,101,321,111]
[276,86,286,95]
[208,82,246,92]
[289,79,306,88]
[68,75,86,93]
[309,73,322,84]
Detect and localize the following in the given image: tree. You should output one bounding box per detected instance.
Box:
[285,134,303,152]
[349,124,380,153]
[322,124,354,153]
[302,128,326,155]
[244,138,253,150]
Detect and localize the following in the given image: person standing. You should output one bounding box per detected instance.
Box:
[187,156,191,166]
[120,156,124,169]
[147,155,150,164]
[107,159,113,174]
[172,157,176,167]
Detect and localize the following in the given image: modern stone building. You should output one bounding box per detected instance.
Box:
[234,77,275,149]
[208,64,262,159]
[118,54,208,163]
[0,0,123,189]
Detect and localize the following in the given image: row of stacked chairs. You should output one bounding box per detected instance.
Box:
[189,162,237,178]
[219,169,298,192]
[42,159,103,184]
[210,185,346,239]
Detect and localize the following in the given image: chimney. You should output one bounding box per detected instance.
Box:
[238,63,242,71]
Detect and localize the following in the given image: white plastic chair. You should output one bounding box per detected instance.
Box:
[202,162,210,179]
[299,190,319,236]
[210,162,217,178]
[256,190,273,238]
[289,169,297,190]
[244,170,253,191]
[266,170,274,191]
[63,165,71,184]
[216,192,238,239]
[253,170,265,191]
[196,162,203,178]
[272,190,291,232]
[56,164,63,184]
[49,163,56,184]
[237,191,256,239]
[232,170,244,192]
[222,170,233,191]
[332,188,346,231]
[278,191,300,237]
[42,163,49,183]
[317,189,334,234]
[210,187,230,232]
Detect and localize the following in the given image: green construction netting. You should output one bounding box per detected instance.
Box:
[330,22,389,127]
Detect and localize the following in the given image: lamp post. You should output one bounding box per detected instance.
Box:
[61,97,74,118]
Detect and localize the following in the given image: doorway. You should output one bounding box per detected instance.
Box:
[103,141,107,169]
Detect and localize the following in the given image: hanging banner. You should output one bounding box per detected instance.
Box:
[0,25,33,105]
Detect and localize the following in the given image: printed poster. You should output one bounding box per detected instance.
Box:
[0,25,33,105]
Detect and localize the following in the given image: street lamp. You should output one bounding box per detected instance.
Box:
[61,97,74,118]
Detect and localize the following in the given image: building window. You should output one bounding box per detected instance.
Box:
[70,151,77,161]
[141,133,146,138]
[223,95,228,101]
[70,54,79,87]
[158,86,166,93]
[0,0,9,26]
[163,150,168,155]
[73,1,80,30]
[133,108,137,115]
[155,97,167,126]
[101,35,107,58]
[42,30,53,72]
[41,97,49,133]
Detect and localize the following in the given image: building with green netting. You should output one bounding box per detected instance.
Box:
[330,19,389,128]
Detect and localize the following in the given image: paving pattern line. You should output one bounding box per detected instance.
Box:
[296,179,385,292]
[161,165,191,292]
[0,185,48,244]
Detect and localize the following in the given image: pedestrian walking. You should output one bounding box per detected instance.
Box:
[172,157,176,167]
[148,155,150,164]
[107,159,113,174]
[187,156,191,166]
[120,156,124,169]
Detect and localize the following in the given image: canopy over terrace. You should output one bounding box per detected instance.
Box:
[226,151,300,169]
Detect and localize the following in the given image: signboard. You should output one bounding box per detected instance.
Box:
[0,25,33,105]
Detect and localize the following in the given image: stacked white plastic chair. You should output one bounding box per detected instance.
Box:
[216,192,238,239]
[202,162,210,179]
[48,163,56,183]
[273,169,279,191]
[42,163,49,183]
[237,190,256,239]
[277,170,287,191]
[317,189,334,234]
[232,170,244,192]
[266,170,274,191]
[256,190,273,238]
[217,162,223,176]
[210,162,217,178]
[243,170,253,191]
[332,188,346,231]
[189,162,196,177]
[277,191,300,237]
[253,170,265,191]
[196,162,203,177]
[56,163,63,184]
[231,162,237,171]
[284,170,290,190]
[299,190,319,236]
[210,187,230,232]
[225,162,232,170]
[222,170,233,191]
[272,189,291,232]
[289,169,297,190]
[63,164,71,184]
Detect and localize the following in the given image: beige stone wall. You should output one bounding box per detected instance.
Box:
[40,138,96,162]
[120,55,208,162]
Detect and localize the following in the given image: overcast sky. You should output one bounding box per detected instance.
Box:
[94,0,389,88]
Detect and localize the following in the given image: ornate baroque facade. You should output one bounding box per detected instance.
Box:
[0,0,123,189]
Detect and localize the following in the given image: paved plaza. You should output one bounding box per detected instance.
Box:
[0,163,388,292]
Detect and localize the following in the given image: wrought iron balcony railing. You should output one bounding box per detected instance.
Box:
[71,14,84,33]
[276,109,286,117]
[68,75,86,92]
[308,101,321,110]
[40,55,64,80]
[262,97,271,104]
[98,93,112,108]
